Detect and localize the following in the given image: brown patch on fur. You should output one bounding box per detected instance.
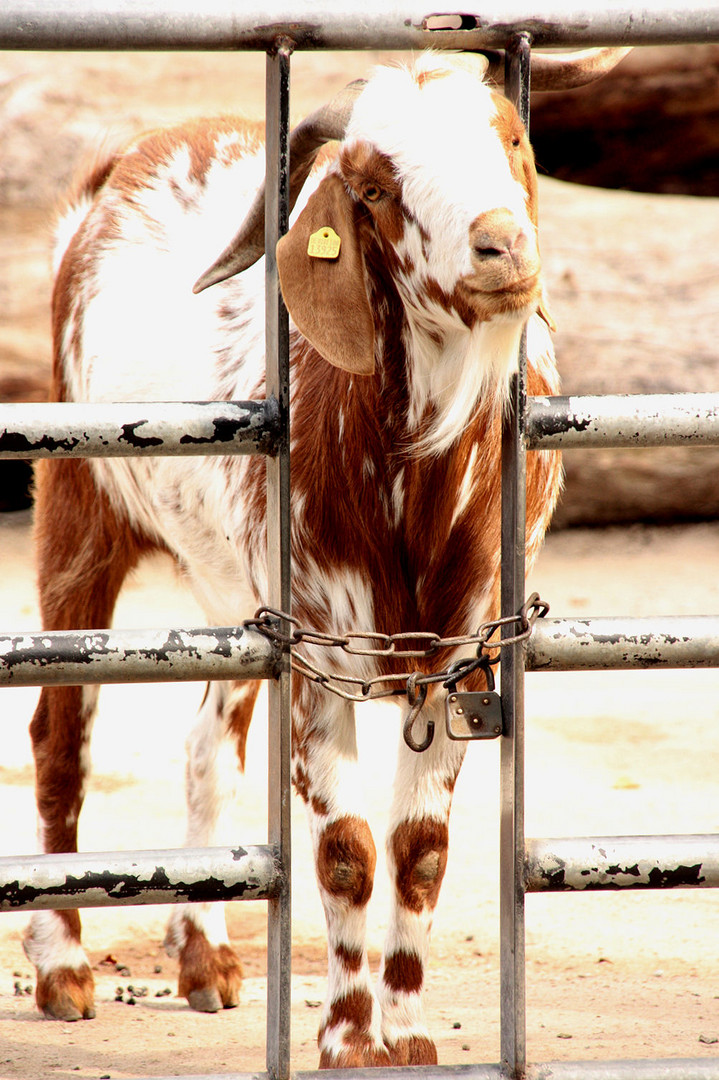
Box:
[293,761,311,803]
[323,986,374,1031]
[319,1041,391,1070]
[177,918,243,1010]
[339,144,406,248]
[387,1034,438,1066]
[34,961,96,1021]
[382,949,424,994]
[316,817,376,907]
[491,92,538,227]
[311,793,330,817]
[318,988,393,1067]
[419,274,480,329]
[112,117,263,198]
[335,943,364,974]
[390,819,449,913]
[30,687,88,855]
[224,680,261,771]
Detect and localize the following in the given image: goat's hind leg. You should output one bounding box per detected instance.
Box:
[164,678,260,1012]
[25,684,100,1020]
[24,459,152,1020]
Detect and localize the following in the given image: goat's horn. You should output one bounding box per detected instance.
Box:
[194,79,366,293]
[472,45,631,90]
[529,47,632,90]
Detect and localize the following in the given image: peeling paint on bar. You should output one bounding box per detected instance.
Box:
[525,836,719,892]
[527,617,719,671]
[0,399,280,459]
[0,626,279,686]
[0,845,283,912]
[527,393,719,449]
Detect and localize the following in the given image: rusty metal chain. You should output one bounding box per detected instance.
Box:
[245,592,549,707]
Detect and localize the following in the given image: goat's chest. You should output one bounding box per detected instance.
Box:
[288,429,503,641]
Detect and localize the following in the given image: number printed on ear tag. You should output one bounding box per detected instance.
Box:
[307,226,341,260]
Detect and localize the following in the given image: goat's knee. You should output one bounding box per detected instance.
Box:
[317,816,376,908]
[389,818,449,912]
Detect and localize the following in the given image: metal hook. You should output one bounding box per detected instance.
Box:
[403,675,434,753]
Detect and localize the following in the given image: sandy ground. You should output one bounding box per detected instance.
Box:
[0,511,717,1078]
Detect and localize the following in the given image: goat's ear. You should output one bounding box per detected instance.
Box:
[276,173,375,375]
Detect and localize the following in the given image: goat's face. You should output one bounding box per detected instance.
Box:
[277,54,542,375]
[343,57,540,321]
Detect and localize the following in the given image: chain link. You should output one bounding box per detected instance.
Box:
[245,592,549,705]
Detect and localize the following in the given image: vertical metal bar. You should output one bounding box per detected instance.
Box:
[265,39,293,1080]
[500,31,532,1080]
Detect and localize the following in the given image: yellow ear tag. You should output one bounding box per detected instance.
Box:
[307,226,341,260]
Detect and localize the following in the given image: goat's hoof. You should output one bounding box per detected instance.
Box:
[386,1034,438,1066]
[187,987,223,1013]
[179,940,242,1012]
[36,966,96,1021]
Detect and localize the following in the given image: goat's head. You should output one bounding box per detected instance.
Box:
[195,48,631,377]
[276,53,543,375]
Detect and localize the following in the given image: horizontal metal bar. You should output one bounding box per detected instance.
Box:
[528,1063,719,1080]
[137,1063,719,1080]
[525,835,719,893]
[527,616,719,671]
[0,844,281,912]
[299,1070,505,1080]
[0,399,279,459]
[2,1,718,51]
[0,625,277,686]
[527,393,719,450]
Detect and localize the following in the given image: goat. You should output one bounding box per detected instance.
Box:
[25,47,627,1067]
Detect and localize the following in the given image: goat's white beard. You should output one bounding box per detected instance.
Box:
[404,308,525,458]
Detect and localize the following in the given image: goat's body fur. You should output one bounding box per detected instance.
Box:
[27,54,561,1067]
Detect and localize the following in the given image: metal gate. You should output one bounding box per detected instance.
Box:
[2,5,719,1079]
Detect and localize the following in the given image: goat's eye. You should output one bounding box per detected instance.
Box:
[362,182,383,203]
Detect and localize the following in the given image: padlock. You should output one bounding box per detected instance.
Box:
[445,657,503,741]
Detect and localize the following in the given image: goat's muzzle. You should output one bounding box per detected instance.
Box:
[465,208,540,301]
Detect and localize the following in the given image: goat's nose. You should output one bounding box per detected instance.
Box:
[469,208,528,262]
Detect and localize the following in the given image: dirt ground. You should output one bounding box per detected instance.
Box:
[0,511,718,1079]
[0,43,718,1080]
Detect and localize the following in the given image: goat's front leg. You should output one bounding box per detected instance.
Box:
[378,695,466,1065]
[293,684,390,1069]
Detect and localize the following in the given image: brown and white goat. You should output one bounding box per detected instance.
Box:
[25,48,623,1067]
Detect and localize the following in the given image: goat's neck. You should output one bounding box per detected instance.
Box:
[393,302,521,459]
